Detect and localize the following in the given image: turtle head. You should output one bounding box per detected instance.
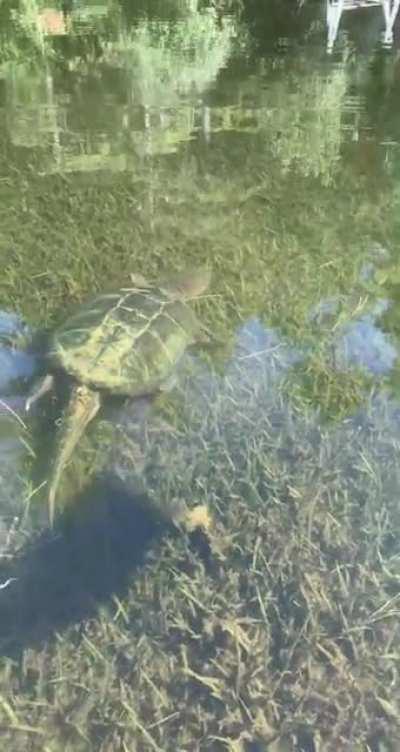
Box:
[162,267,211,300]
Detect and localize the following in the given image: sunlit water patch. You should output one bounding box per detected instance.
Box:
[0,310,35,388]
[333,300,398,375]
[310,296,399,376]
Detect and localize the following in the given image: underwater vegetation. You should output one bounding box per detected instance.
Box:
[1,0,400,750]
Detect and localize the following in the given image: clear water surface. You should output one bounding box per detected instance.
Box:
[0,2,400,750]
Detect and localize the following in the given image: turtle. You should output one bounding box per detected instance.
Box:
[26,268,212,528]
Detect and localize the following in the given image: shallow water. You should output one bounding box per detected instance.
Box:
[0,2,399,514]
[1,2,400,747]
[0,1,399,525]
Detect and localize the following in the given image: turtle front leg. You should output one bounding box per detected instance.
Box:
[48,384,101,526]
[25,373,55,412]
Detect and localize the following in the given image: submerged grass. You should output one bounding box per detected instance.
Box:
[0,61,399,749]
[1,348,400,750]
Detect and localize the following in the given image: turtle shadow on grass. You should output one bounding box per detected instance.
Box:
[0,475,166,658]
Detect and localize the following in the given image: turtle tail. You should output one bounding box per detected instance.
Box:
[48,384,101,526]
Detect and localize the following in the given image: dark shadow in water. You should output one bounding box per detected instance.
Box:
[0,475,165,658]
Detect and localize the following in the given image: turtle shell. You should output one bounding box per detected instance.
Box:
[49,285,200,396]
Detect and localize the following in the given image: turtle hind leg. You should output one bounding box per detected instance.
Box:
[26,373,55,412]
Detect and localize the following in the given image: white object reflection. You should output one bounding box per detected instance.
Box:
[327,0,400,53]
